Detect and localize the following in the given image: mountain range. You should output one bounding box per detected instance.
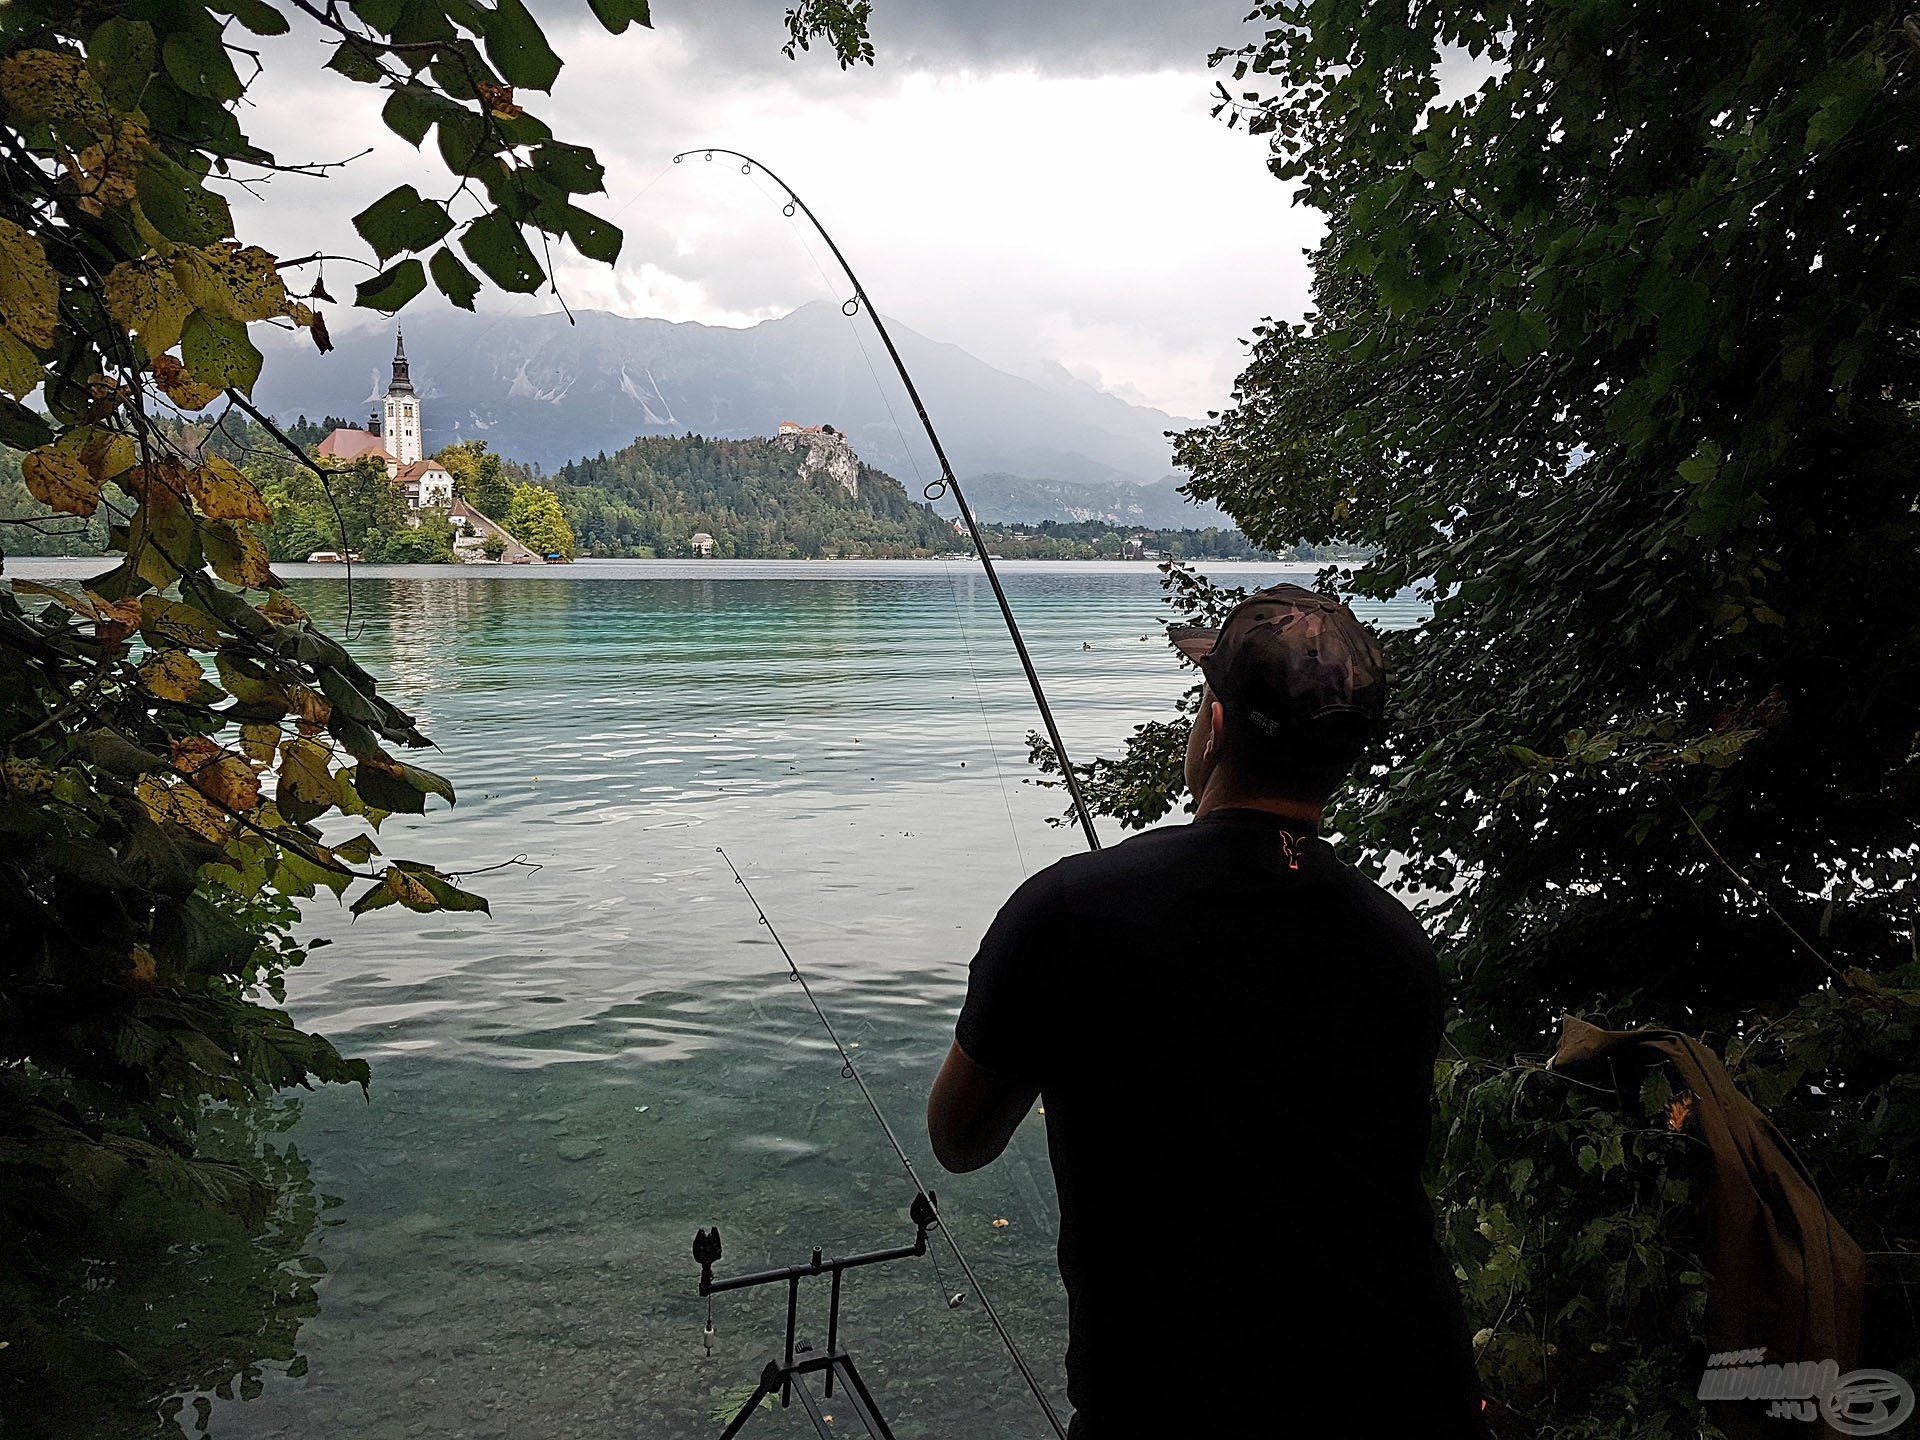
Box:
[254,303,1226,526]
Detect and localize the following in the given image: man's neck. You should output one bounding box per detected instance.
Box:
[1193,776,1324,828]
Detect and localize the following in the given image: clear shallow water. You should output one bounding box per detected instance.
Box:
[9,559,1423,1439]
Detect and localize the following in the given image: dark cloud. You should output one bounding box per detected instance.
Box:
[603,0,1253,78]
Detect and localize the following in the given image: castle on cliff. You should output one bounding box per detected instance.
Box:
[776,421,859,497]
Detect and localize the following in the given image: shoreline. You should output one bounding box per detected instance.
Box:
[5,555,1340,580]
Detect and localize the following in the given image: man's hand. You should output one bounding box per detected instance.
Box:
[927,1041,1040,1173]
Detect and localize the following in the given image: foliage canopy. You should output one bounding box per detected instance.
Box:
[0,0,872,1416]
[1053,2,1920,1431]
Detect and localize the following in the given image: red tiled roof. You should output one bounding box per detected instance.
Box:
[394,458,449,481]
[317,428,392,462]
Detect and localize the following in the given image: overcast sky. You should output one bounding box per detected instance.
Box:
[234,1,1319,418]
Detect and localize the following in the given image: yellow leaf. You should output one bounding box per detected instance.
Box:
[135,774,230,842]
[287,684,332,726]
[263,591,308,624]
[8,578,93,612]
[385,867,440,912]
[67,119,149,214]
[138,594,221,650]
[87,591,141,645]
[137,648,205,701]
[121,457,191,509]
[202,518,273,588]
[0,325,39,399]
[0,217,57,348]
[214,652,289,708]
[104,256,193,356]
[58,425,138,484]
[129,946,158,985]
[239,722,282,767]
[277,736,336,808]
[2,757,59,798]
[150,354,223,409]
[172,243,289,324]
[173,738,261,814]
[22,444,102,517]
[0,50,107,130]
[190,455,270,522]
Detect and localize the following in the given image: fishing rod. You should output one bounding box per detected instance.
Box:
[712,847,1071,1440]
[673,147,1102,854]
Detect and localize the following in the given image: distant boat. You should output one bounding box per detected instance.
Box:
[305,550,366,563]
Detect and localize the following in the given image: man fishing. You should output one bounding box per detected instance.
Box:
[927,583,1488,1438]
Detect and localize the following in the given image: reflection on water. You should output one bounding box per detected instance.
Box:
[1,1103,330,1440]
[2,561,1422,1438]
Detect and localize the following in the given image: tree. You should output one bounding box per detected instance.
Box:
[0,0,873,1416]
[436,438,513,517]
[502,481,574,560]
[1052,4,1919,1432]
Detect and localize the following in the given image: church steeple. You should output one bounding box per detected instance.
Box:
[381,328,423,466]
[387,328,415,396]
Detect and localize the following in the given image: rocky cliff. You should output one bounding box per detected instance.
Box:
[776,427,860,497]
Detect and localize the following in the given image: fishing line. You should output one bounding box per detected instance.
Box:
[716,847,1069,1440]
[743,173,1033,879]
[672,147,1102,852]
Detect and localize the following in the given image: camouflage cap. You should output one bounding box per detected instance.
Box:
[1166,583,1386,749]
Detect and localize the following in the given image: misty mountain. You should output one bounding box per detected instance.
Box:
[255,304,1199,502]
[932,472,1224,528]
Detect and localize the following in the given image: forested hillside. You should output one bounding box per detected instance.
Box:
[557,435,957,558]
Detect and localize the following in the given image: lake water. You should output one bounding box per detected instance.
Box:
[10,558,1423,1440]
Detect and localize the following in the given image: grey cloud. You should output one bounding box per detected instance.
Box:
[547,0,1254,79]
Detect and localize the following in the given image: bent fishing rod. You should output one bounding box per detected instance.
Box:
[679,150,1113,1439]
[673,147,1101,853]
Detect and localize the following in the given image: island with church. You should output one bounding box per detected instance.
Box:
[1,329,1280,564]
[303,332,546,564]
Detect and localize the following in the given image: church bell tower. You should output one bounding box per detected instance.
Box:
[381,329,422,466]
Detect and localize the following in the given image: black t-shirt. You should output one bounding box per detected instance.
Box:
[955,809,1487,1436]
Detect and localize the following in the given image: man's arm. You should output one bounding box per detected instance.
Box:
[927,1041,1040,1173]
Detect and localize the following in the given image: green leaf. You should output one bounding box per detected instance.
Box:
[0,398,53,450]
[393,861,490,913]
[152,894,256,976]
[434,108,490,174]
[136,156,235,246]
[1654,278,1710,360]
[588,0,651,33]
[181,310,263,393]
[1484,309,1550,366]
[532,142,606,194]
[352,0,407,32]
[1805,58,1880,152]
[459,211,544,293]
[429,248,480,310]
[162,28,244,103]
[556,205,621,264]
[89,18,158,110]
[354,258,427,313]
[216,0,291,36]
[325,41,384,84]
[480,0,563,91]
[381,85,446,147]
[1676,439,1722,489]
[349,876,401,915]
[352,185,454,262]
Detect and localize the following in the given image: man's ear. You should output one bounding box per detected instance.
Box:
[1207,696,1226,756]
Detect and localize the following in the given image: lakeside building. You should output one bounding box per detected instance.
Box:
[316,331,450,509]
